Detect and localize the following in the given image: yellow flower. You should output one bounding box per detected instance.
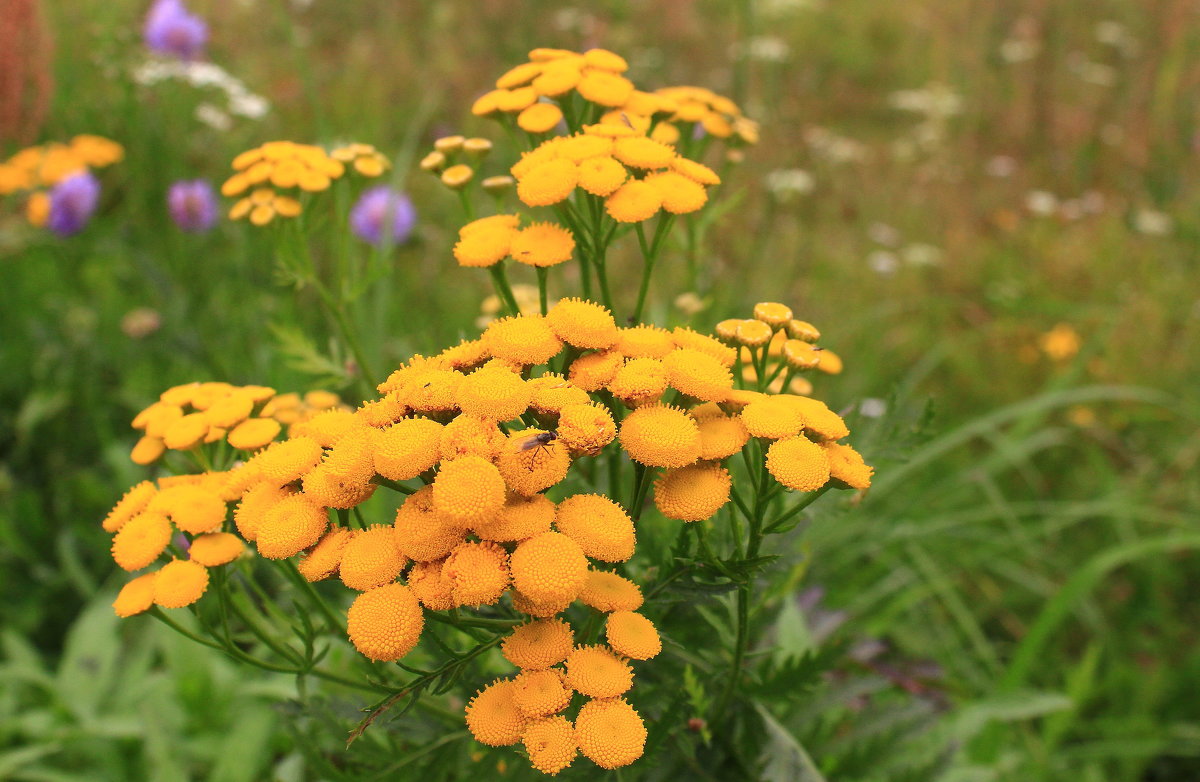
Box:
[432,455,507,524]
[695,413,751,460]
[153,559,210,609]
[255,494,329,559]
[523,716,578,776]
[783,339,822,370]
[619,404,701,468]
[735,318,774,347]
[518,103,565,134]
[511,138,566,179]
[437,338,492,371]
[662,348,733,401]
[407,558,455,610]
[545,298,618,349]
[517,158,578,207]
[434,135,466,154]
[103,481,157,533]
[615,324,675,358]
[823,442,873,490]
[227,417,282,450]
[527,373,591,415]
[162,412,210,450]
[582,48,629,72]
[298,527,355,582]
[443,540,510,607]
[502,618,575,670]
[111,511,172,572]
[393,486,468,561]
[555,403,617,455]
[497,86,539,112]
[188,533,244,567]
[474,492,556,543]
[25,191,49,227]
[456,364,532,422]
[498,429,571,497]
[339,525,406,591]
[574,698,646,769]
[471,89,506,116]
[465,678,527,747]
[554,494,635,562]
[753,301,793,328]
[439,414,507,461]
[532,59,583,97]
[605,180,662,222]
[775,395,850,441]
[644,170,708,214]
[557,134,614,162]
[510,531,588,605]
[582,122,639,139]
[765,436,831,491]
[440,163,474,189]
[234,484,290,541]
[510,222,576,267]
[512,669,572,718]
[576,70,635,107]
[113,572,157,617]
[484,314,564,366]
[671,326,737,366]
[249,436,323,485]
[496,61,544,89]
[608,357,668,406]
[565,645,632,699]
[130,435,165,466]
[148,484,226,535]
[513,589,575,618]
[605,611,662,660]
[741,396,806,439]
[612,136,675,169]
[653,464,732,521]
[397,368,464,412]
[346,582,424,661]
[816,348,844,375]
[576,156,628,197]
[567,349,624,391]
[578,569,644,612]
[671,157,721,186]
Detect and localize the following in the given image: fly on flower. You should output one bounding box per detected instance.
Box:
[518,430,558,470]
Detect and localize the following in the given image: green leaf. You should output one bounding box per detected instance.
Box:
[755,703,828,782]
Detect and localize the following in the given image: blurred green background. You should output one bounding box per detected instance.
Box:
[1,0,1197,780]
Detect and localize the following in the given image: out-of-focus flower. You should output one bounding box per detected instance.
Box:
[868,222,900,247]
[859,398,887,418]
[195,103,233,131]
[900,243,942,267]
[1039,323,1081,361]
[1000,38,1040,63]
[47,171,100,236]
[1025,190,1058,216]
[888,84,962,119]
[144,0,208,61]
[867,250,898,276]
[986,155,1016,178]
[133,60,269,122]
[763,168,814,201]
[350,187,417,246]
[803,126,867,163]
[122,308,162,339]
[1133,209,1172,236]
[674,292,707,316]
[168,179,218,233]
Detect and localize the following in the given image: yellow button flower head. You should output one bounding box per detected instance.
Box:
[433,456,507,524]
[247,436,322,486]
[471,89,505,116]
[654,464,732,521]
[111,512,171,571]
[783,339,822,370]
[605,180,662,223]
[497,61,544,89]
[663,348,734,401]
[439,415,506,462]
[355,396,408,429]
[754,301,794,329]
[302,467,375,512]
[517,102,564,134]
[523,715,578,776]
[205,391,255,429]
[226,418,282,451]
[189,533,244,567]
[153,560,210,609]
[583,48,629,72]
[644,171,708,215]
[162,412,210,450]
[513,669,573,718]
[498,86,539,112]
[554,494,635,562]
[473,492,556,543]
[517,158,578,207]
[565,645,633,699]
[619,404,701,468]
[532,58,583,96]
[502,618,575,670]
[574,698,646,769]
[407,558,455,610]
[513,589,575,618]
[148,485,226,535]
[456,365,532,422]
[103,481,157,533]
[579,570,644,612]
[510,531,588,605]
[546,298,618,349]
[616,325,675,359]
[346,582,424,661]
[671,157,721,186]
[612,136,675,169]
[776,395,850,441]
[557,134,613,163]
[816,348,844,375]
[436,338,492,372]
[113,572,157,618]
[608,358,668,406]
[734,318,774,347]
[255,494,329,559]
[298,527,355,582]
[577,155,628,196]
[510,222,576,268]
[291,409,360,448]
[556,403,617,455]
[370,417,443,480]
[398,368,464,413]
[234,483,289,541]
[605,611,662,660]
[766,436,831,492]
[577,70,635,107]
[339,525,406,591]
[484,314,564,366]
[440,164,473,189]
[443,540,510,607]
[393,486,468,561]
[498,429,571,497]
[741,396,807,439]
[695,413,751,460]
[671,327,737,367]
[786,319,821,342]
[823,442,873,490]
[453,214,521,268]
[465,678,527,747]
[568,349,623,391]
[527,373,591,415]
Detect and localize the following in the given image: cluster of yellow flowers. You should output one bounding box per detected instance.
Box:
[102,295,869,774]
[418,135,509,193]
[221,140,388,225]
[0,135,124,225]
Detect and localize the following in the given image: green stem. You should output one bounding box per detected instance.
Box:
[536,267,549,314]
[372,476,418,495]
[488,264,521,315]
[763,485,832,534]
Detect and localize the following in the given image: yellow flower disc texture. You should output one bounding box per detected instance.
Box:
[645,170,708,214]
[227,417,282,450]
[605,611,663,659]
[766,436,832,492]
[510,531,589,606]
[823,442,873,490]
[654,464,732,522]
[407,558,455,610]
[523,716,578,776]
[113,572,157,617]
[474,492,556,543]
[498,429,571,497]
[579,570,644,612]
[574,698,646,769]
[510,222,575,268]
[696,414,751,460]
[393,486,467,561]
[616,325,675,358]
[432,456,507,524]
[556,403,617,455]
[456,365,532,422]
[484,315,564,366]
[517,158,578,207]
[150,484,227,535]
[339,525,406,591]
[565,645,633,699]
[255,494,329,559]
[518,102,564,134]
[576,70,635,107]
[613,136,675,169]
[163,412,210,450]
[153,560,210,609]
[298,527,355,582]
[465,678,527,747]
[111,511,172,571]
[103,481,157,533]
[619,405,701,468]
[554,494,636,562]
[568,349,623,391]
[189,532,245,567]
[513,669,573,718]
[741,396,807,439]
[502,618,575,670]
[346,582,424,662]
[372,417,444,480]
[577,156,627,196]
[443,540,510,607]
[605,180,662,223]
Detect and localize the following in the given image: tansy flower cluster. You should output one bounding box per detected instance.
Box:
[0,135,124,231]
[418,135,501,192]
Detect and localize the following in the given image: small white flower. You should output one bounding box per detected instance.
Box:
[764,169,815,200]
[901,243,942,267]
[195,103,233,131]
[986,155,1017,177]
[1133,209,1172,236]
[868,222,901,247]
[1026,190,1059,216]
[859,398,887,419]
[867,250,899,276]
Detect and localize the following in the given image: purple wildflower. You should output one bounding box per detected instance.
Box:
[143,0,208,60]
[350,186,417,246]
[47,172,101,237]
[167,179,218,233]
